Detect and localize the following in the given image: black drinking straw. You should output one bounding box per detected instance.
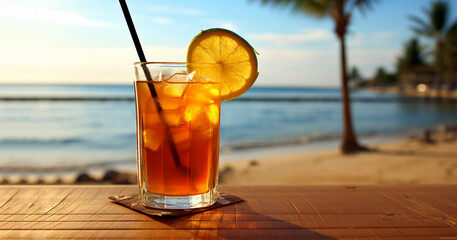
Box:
[119,0,184,170]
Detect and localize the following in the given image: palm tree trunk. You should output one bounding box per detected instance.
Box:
[435,40,444,101]
[339,34,362,153]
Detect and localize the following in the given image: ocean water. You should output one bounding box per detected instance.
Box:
[0,84,456,172]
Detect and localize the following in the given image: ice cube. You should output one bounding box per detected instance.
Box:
[190,106,212,130]
[184,104,203,122]
[159,97,181,110]
[142,114,161,129]
[162,82,187,98]
[207,104,220,124]
[185,83,218,105]
[167,73,188,83]
[187,71,196,81]
[190,73,210,83]
[143,129,162,151]
[163,110,184,127]
[209,87,220,97]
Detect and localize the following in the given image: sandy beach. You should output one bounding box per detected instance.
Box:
[1,128,456,186]
[219,134,457,186]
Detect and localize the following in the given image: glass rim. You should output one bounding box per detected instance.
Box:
[133,62,220,67]
[133,61,221,82]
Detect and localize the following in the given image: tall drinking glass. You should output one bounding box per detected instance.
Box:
[133,62,221,209]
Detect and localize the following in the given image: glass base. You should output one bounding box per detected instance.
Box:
[139,187,218,209]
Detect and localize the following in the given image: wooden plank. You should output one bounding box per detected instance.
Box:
[0,228,455,240]
[0,185,456,239]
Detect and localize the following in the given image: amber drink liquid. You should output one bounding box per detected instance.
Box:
[134,63,221,209]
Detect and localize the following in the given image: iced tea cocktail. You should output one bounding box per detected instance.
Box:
[134,62,220,209]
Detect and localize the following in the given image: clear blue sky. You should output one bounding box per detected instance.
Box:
[0,0,456,86]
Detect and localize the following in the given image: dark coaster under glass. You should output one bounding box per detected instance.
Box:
[109,192,243,217]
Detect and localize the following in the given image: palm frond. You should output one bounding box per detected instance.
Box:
[409,15,430,29]
[421,5,431,20]
[411,26,433,37]
[445,20,457,46]
[252,0,330,18]
[412,0,450,37]
[409,15,434,37]
[253,0,377,19]
[300,0,329,18]
[445,20,457,38]
[430,0,448,32]
[350,0,377,15]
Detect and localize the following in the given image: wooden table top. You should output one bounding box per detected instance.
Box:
[0,185,456,239]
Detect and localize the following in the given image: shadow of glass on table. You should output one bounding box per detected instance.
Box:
[149,201,336,239]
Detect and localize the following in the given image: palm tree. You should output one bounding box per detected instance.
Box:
[396,38,427,74]
[444,22,457,80]
[409,0,457,89]
[255,0,375,152]
[372,67,396,85]
[348,66,363,83]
